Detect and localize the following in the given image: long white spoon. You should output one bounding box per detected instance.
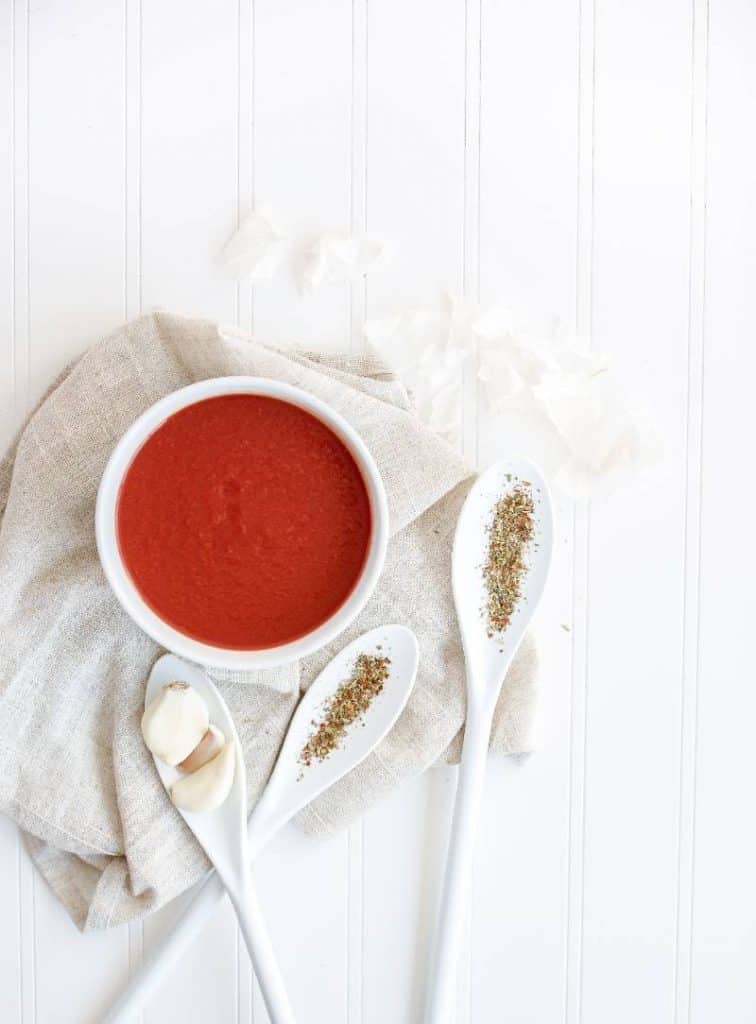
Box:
[144,656,295,1024]
[425,459,554,1024]
[105,624,419,1022]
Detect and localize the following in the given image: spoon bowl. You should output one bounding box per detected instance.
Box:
[145,655,249,874]
[249,624,419,852]
[452,458,554,694]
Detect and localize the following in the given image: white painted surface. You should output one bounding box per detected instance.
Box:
[1,1,754,1022]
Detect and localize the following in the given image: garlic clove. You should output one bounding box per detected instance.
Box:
[171,742,236,813]
[178,724,226,773]
[141,682,209,766]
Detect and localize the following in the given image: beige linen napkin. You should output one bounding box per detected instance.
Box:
[0,312,538,931]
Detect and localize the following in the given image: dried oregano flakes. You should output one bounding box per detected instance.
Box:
[483,482,535,636]
[299,654,391,772]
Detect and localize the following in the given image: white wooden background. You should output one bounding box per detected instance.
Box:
[1,0,755,1021]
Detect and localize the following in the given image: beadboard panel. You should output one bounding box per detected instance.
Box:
[690,2,756,1021]
[20,1,132,1018]
[475,2,580,1023]
[579,3,694,1023]
[250,0,354,352]
[138,0,239,322]
[1,1,755,1022]
[25,0,127,405]
[0,0,14,450]
[0,818,22,1024]
[2,5,27,1022]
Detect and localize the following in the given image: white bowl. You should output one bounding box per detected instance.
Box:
[95,376,389,670]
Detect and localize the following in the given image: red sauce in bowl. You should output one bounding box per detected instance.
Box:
[116,394,372,650]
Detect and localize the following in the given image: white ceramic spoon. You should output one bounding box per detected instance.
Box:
[105,625,419,1023]
[425,459,554,1024]
[142,656,295,1024]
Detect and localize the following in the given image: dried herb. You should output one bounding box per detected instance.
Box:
[299,653,391,770]
[483,482,535,635]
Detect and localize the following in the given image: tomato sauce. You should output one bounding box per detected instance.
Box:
[116,394,372,649]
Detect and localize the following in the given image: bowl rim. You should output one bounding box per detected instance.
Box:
[95,376,390,670]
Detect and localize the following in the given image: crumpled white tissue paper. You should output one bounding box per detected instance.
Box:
[533,363,660,497]
[220,212,384,295]
[220,208,284,282]
[300,233,384,293]
[365,294,660,497]
[218,209,657,498]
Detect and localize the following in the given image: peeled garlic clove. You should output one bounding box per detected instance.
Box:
[141,682,209,766]
[178,724,226,773]
[171,742,236,813]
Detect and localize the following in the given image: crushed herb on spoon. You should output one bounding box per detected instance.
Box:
[483,481,535,636]
[299,653,391,772]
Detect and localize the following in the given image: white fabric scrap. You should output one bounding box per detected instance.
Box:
[300,233,384,292]
[219,208,284,282]
[533,367,661,497]
[366,294,660,497]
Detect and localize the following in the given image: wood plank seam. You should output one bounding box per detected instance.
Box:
[348,1,368,1020]
[673,0,709,1020]
[124,0,143,322]
[349,0,368,355]
[12,4,34,1016]
[15,840,22,1024]
[125,1,145,1018]
[565,0,595,1021]
[13,0,30,420]
[463,0,482,1020]
[236,1,255,1017]
[236,0,254,339]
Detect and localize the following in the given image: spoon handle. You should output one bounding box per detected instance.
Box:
[101,797,315,1021]
[229,861,297,1024]
[425,701,494,1024]
[102,809,276,1022]
[103,865,296,1024]
[102,871,227,1023]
